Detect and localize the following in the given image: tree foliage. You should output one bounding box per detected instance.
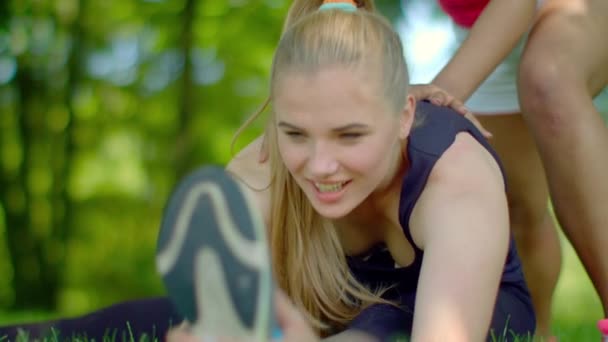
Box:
[0,0,404,318]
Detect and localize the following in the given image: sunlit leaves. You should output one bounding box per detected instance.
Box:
[0,0,293,313]
[69,131,148,201]
[0,56,17,84]
[191,47,223,86]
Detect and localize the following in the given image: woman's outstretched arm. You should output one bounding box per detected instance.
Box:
[408,133,510,342]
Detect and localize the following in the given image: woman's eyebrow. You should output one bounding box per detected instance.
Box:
[277,122,369,132]
[277,122,301,130]
[331,123,369,132]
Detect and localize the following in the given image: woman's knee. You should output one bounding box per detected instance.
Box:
[518,6,606,134]
[518,28,565,108]
[518,38,583,137]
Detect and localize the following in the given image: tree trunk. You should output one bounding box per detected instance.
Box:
[1,1,84,309]
[3,68,58,309]
[174,0,197,179]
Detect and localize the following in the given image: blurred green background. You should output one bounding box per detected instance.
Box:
[0,0,606,338]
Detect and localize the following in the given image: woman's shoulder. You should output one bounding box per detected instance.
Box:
[409,132,507,249]
[226,136,271,189]
[225,135,272,226]
[427,132,503,191]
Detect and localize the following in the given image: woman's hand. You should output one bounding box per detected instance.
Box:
[409,84,492,138]
[166,290,319,342]
[166,323,199,342]
[274,290,320,342]
[409,83,471,116]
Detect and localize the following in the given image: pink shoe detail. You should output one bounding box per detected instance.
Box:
[598,318,608,335]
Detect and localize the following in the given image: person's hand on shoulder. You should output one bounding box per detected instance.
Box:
[409,83,492,138]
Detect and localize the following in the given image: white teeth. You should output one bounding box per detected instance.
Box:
[315,182,345,193]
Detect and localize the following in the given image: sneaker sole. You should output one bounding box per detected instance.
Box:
[156,166,274,340]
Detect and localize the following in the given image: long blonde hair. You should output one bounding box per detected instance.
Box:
[236,1,410,335]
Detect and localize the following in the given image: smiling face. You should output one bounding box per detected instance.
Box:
[273,67,413,219]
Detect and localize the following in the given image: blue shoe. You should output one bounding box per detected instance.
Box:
[156,166,280,340]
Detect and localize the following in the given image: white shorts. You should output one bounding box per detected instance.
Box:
[452,24,526,115]
[452,1,608,116]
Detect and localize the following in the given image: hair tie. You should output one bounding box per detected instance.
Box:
[319,0,358,12]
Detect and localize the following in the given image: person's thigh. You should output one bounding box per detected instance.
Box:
[346,303,413,341]
[346,285,535,342]
[530,0,608,93]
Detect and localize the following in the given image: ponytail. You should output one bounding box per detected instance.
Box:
[282,0,376,33]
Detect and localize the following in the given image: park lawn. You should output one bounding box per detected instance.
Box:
[550,231,603,340]
[0,233,603,341]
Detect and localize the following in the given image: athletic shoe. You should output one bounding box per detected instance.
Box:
[156,166,279,340]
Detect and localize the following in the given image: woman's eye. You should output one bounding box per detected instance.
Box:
[340,132,363,139]
[286,131,304,138]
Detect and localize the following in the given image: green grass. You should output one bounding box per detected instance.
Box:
[550,230,603,340]
[0,322,164,342]
[0,231,603,341]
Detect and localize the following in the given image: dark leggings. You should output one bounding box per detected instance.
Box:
[0,283,534,342]
[0,297,183,341]
[348,282,536,342]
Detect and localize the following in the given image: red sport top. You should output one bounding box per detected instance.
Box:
[437,0,490,28]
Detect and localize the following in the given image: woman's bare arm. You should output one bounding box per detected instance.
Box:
[408,133,510,341]
[433,0,536,101]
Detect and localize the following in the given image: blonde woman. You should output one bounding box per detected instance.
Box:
[156,0,536,341]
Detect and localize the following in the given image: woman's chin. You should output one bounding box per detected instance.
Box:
[310,200,352,220]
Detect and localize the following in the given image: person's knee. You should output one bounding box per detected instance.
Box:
[518,43,581,139]
[518,44,559,112]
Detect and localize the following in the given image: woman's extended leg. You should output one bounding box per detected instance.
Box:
[0,297,182,341]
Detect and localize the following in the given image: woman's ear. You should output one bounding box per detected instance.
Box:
[399,94,416,140]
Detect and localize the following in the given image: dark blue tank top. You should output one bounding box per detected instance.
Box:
[347,101,527,301]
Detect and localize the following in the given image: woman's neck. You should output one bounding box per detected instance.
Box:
[333,140,410,250]
[361,138,409,222]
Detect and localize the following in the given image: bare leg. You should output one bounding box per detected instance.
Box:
[478,114,561,337]
[518,0,608,315]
